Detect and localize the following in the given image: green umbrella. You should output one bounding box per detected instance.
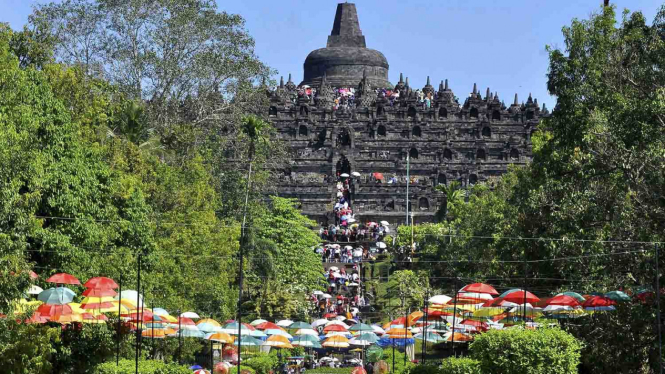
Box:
[366,345,383,363]
[356,332,379,343]
[557,291,586,303]
[233,336,262,346]
[605,291,631,302]
[289,321,313,330]
[349,323,373,332]
[292,334,319,343]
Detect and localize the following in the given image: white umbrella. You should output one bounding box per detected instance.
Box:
[344,245,353,250]
[312,319,329,328]
[332,272,342,278]
[429,295,452,305]
[348,218,356,223]
[325,331,351,338]
[543,305,574,312]
[295,328,319,336]
[351,172,361,177]
[335,315,346,321]
[380,221,390,226]
[276,319,294,327]
[27,285,43,295]
[457,292,494,301]
[349,338,373,346]
[325,320,349,329]
[312,291,324,296]
[250,319,267,326]
[348,282,360,287]
[329,266,339,272]
[180,311,200,319]
[376,242,387,249]
[370,325,385,335]
[340,173,350,178]
[322,294,332,299]
[267,330,293,339]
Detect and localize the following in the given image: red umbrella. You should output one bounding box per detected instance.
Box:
[582,296,616,308]
[18,312,48,324]
[46,273,80,285]
[84,277,118,289]
[546,295,580,307]
[37,304,73,317]
[178,317,196,326]
[82,288,117,297]
[372,172,384,180]
[29,271,39,280]
[242,322,256,331]
[460,319,489,332]
[80,302,115,310]
[323,313,337,318]
[323,324,348,333]
[502,290,540,304]
[352,367,367,374]
[255,321,281,330]
[460,283,499,295]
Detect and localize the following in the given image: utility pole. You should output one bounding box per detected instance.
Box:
[656,244,662,374]
[405,155,410,225]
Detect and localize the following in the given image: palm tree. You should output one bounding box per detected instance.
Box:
[434,181,464,221]
[236,115,270,369]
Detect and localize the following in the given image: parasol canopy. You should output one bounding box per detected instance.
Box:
[46,273,80,285]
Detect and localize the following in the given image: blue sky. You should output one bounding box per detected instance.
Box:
[2,0,662,109]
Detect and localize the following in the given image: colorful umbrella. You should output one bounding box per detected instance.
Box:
[233,336,262,346]
[206,332,234,343]
[556,291,586,303]
[84,277,118,289]
[502,289,540,304]
[82,288,117,297]
[263,334,294,349]
[289,321,313,330]
[322,335,350,348]
[324,324,348,333]
[605,291,631,302]
[255,321,282,330]
[276,319,294,327]
[250,319,267,326]
[460,283,499,295]
[582,295,616,308]
[349,323,374,332]
[265,329,293,339]
[197,319,223,333]
[428,295,452,305]
[27,285,43,295]
[546,295,581,307]
[38,287,76,305]
[46,273,80,285]
[295,328,319,336]
[51,313,83,324]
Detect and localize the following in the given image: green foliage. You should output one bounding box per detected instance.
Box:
[382,348,415,374]
[51,324,118,373]
[470,328,582,374]
[244,353,279,374]
[409,360,480,374]
[0,320,60,374]
[438,358,481,374]
[384,270,429,316]
[93,359,190,374]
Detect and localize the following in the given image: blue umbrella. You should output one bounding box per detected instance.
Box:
[190,365,203,370]
[38,287,76,305]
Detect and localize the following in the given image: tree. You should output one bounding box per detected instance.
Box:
[384,270,429,318]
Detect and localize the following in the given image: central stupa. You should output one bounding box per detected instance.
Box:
[301,3,391,88]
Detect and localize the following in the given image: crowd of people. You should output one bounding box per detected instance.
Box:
[292,85,437,111]
[308,173,394,319]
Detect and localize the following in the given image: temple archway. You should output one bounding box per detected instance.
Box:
[409,147,419,159]
[439,107,448,118]
[336,156,351,176]
[419,197,429,211]
[470,107,479,119]
[412,126,421,137]
[443,148,453,161]
[476,149,486,161]
[299,125,308,137]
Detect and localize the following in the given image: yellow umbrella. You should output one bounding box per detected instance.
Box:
[473,308,505,318]
[81,296,115,303]
[68,303,85,314]
[322,335,350,348]
[159,314,178,323]
[444,304,478,312]
[264,334,294,349]
[207,332,234,343]
[51,313,83,324]
[143,329,167,339]
[107,300,136,314]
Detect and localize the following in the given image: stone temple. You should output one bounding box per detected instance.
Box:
[267,3,544,226]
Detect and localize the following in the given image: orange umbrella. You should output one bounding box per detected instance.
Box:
[143,329,167,339]
[264,334,293,349]
[385,328,413,339]
[323,324,348,333]
[207,332,234,343]
[51,313,83,324]
[445,332,473,342]
[408,311,424,326]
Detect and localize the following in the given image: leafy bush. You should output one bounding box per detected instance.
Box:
[470,328,582,374]
[439,358,481,374]
[93,359,191,374]
[244,353,279,374]
[0,319,60,374]
[409,359,480,374]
